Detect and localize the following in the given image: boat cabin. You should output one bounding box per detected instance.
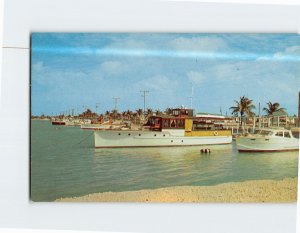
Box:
[171,108,194,117]
[144,114,226,132]
[253,129,294,138]
[144,116,185,131]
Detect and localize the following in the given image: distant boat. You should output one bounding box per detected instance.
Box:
[81,122,111,130]
[81,120,127,130]
[51,118,66,125]
[94,108,232,148]
[51,117,82,126]
[236,128,299,152]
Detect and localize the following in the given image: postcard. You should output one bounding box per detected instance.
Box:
[30,33,299,202]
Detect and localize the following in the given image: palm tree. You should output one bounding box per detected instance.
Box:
[135,108,144,123]
[104,111,110,120]
[121,111,127,120]
[230,96,256,126]
[263,101,286,126]
[155,109,162,115]
[165,107,173,115]
[146,108,153,117]
[98,114,104,123]
[126,110,133,121]
[136,108,143,117]
[111,109,118,120]
[263,102,285,116]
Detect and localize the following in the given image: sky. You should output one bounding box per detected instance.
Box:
[31,33,300,116]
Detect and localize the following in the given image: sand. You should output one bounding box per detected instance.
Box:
[56,178,298,203]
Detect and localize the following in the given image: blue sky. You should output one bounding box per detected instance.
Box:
[31,33,300,116]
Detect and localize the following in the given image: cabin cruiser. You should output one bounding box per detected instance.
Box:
[236,128,299,152]
[94,108,232,148]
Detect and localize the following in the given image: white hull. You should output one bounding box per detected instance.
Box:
[65,121,81,126]
[236,136,299,152]
[94,130,232,148]
[81,124,111,130]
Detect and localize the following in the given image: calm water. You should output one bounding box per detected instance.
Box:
[31,120,299,201]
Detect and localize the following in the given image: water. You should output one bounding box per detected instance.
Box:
[31,120,299,201]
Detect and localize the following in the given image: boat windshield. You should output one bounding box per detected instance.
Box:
[254,130,273,136]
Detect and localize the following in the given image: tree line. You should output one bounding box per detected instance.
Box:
[47,96,287,123]
[230,96,286,125]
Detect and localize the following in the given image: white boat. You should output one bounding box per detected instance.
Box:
[65,119,81,126]
[94,108,232,148]
[236,128,299,152]
[81,120,126,130]
[51,118,66,125]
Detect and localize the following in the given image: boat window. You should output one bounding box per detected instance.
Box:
[173,110,179,116]
[259,130,273,136]
[162,119,169,128]
[170,119,176,128]
[284,132,291,138]
[177,119,184,128]
[275,131,283,137]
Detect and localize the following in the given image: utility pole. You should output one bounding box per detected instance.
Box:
[96,102,100,115]
[298,92,300,127]
[188,84,194,109]
[258,102,261,129]
[112,97,120,111]
[140,90,150,115]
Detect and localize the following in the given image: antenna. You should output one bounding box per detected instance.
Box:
[112,97,120,111]
[140,90,150,115]
[188,84,194,109]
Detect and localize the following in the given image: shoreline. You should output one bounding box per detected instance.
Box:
[56,177,298,203]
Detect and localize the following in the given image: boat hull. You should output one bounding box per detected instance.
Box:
[236,136,299,152]
[51,121,65,125]
[94,130,232,148]
[81,124,111,130]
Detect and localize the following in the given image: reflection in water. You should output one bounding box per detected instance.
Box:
[31,120,298,201]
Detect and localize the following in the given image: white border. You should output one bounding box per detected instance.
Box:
[0,1,299,233]
[164,0,300,6]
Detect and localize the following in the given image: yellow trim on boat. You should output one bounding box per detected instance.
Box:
[185,130,232,137]
[184,119,193,132]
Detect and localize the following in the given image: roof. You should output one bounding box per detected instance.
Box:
[197,112,224,116]
[271,109,288,116]
[196,113,225,119]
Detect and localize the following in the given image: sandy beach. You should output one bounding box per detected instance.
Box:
[56,177,298,203]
